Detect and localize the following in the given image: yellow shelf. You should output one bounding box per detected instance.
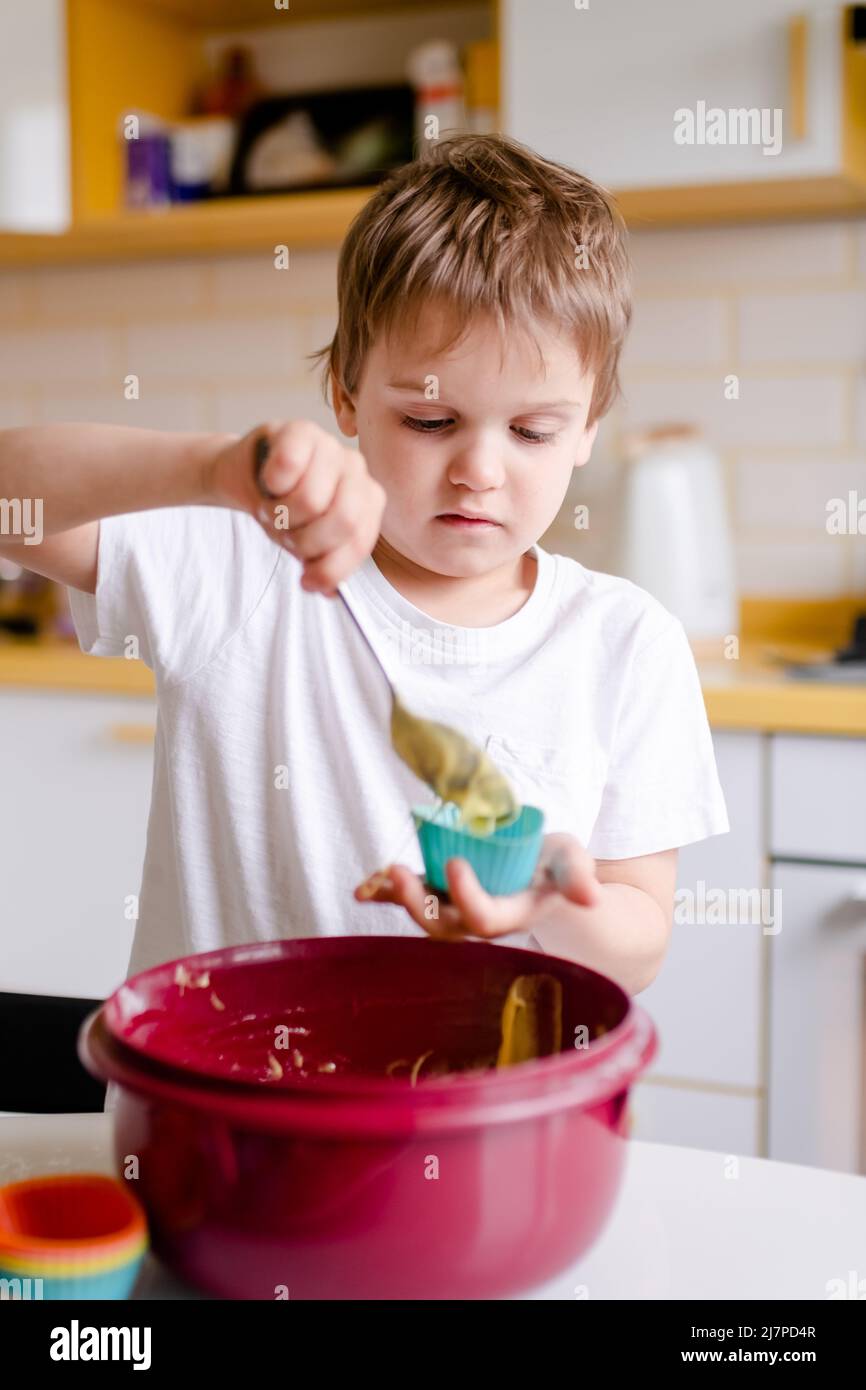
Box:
[0,187,373,266]
[135,0,463,23]
[58,0,496,227]
[8,174,866,269]
[3,0,860,267]
[616,174,866,228]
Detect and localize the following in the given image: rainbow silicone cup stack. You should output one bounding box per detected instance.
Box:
[0,1173,148,1299]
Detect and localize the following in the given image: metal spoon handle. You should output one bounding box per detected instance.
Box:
[254,432,396,702]
[333,583,397,703]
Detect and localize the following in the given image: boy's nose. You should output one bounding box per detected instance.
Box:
[446,444,506,491]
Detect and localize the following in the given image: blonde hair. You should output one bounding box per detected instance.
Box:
[309,133,632,428]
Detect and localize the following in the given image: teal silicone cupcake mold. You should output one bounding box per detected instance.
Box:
[412,802,545,895]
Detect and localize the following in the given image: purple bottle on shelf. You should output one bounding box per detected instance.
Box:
[121,113,173,209]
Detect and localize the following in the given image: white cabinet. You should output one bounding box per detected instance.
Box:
[770,734,866,863]
[632,730,765,1158]
[631,1081,761,1157]
[502,0,866,216]
[632,724,866,1168]
[769,861,866,1172]
[0,690,154,999]
[640,731,765,1092]
[0,0,70,231]
[768,733,866,1173]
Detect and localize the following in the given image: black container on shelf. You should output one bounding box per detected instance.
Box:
[227,83,415,197]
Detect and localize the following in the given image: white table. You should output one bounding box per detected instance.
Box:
[2,1112,864,1299]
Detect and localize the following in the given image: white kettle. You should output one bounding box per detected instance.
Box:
[618,424,737,641]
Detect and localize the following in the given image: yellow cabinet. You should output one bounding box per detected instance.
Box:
[0,0,497,263]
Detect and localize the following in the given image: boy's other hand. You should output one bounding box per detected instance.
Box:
[210,421,386,595]
[354,832,602,941]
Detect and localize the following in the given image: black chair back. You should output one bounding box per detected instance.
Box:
[0,993,107,1113]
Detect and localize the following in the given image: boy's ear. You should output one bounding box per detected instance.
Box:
[574,418,599,468]
[331,372,358,438]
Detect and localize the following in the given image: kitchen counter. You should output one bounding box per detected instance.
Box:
[695,645,866,737]
[0,639,153,696]
[2,1111,863,1299]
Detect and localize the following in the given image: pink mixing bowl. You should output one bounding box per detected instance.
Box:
[78,936,656,1300]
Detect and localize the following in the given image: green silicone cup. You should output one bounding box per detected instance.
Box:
[412,803,545,895]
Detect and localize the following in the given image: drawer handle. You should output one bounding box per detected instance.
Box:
[108,723,155,744]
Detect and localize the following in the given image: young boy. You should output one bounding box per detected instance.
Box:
[0,133,728,999]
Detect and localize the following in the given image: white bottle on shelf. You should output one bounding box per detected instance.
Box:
[406,40,466,152]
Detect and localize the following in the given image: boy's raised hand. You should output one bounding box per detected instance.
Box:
[212,421,386,595]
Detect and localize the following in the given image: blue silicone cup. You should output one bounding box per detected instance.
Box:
[412,802,545,895]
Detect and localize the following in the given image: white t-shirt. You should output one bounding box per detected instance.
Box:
[69,506,729,978]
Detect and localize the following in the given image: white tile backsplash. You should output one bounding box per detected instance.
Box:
[300,311,339,359]
[621,373,848,449]
[0,394,37,428]
[0,325,121,385]
[735,455,866,531]
[735,536,851,596]
[124,315,304,382]
[623,220,863,600]
[0,212,863,599]
[34,260,210,318]
[622,295,729,368]
[211,383,337,437]
[36,388,210,433]
[0,272,34,320]
[211,250,338,308]
[855,374,866,449]
[630,222,852,288]
[737,290,866,364]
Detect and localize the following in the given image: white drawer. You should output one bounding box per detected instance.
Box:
[0,689,155,998]
[770,735,866,864]
[768,861,866,1174]
[630,1081,762,1157]
[639,731,764,1089]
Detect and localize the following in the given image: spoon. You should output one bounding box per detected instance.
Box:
[496,974,563,1067]
[255,435,519,831]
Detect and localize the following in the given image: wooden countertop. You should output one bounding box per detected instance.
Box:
[1,634,864,736]
[0,638,154,696]
[695,646,866,737]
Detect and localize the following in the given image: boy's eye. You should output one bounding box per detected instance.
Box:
[400,415,451,433]
[400,415,557,445]
[513,426,557,445]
